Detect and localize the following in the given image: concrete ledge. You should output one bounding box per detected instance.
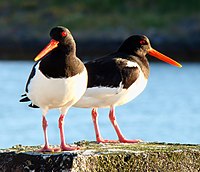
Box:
[0,141,200,171]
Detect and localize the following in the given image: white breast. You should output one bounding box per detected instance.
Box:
[74,65,147,108]
[27,63,88,110]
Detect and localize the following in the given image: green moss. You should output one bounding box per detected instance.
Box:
[72,141,200,171]
[1,141,200,171]
[2,141,199,154]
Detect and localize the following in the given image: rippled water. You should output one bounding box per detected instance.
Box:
[0,61,199,148]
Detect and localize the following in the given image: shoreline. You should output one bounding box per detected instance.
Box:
[1,36,200,62]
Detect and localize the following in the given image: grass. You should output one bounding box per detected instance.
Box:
[0,0,200,39]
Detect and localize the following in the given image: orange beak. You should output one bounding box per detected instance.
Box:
[34,39,59,61]
[148,48,182,68]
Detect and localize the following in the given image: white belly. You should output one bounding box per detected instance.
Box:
[28,64,88,109]
[74,71,147,108]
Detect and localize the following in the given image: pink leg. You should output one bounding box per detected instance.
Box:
[38,116,55,152]
[58,114,79,151]
[92,108,118,143]
[109,106,141,143]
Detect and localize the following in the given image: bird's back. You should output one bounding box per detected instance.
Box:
[74,52,148,108]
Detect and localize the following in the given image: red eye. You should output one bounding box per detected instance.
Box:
[61,31,67,37]
[140,40,146,44]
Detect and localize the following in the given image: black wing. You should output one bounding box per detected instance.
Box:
[25,61,39,92]
[85,53,140,89]
[19,61,38,102]
[19,61,39,108]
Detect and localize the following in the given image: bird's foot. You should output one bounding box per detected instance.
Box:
[96,137,119,143]
[38,145,60,152]
[119,138,143,143]
[96,137,143,143]
[60,144,80,151]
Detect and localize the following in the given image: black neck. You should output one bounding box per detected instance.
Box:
[59,41,76,56]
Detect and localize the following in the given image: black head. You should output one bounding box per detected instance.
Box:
[34,26,75,61]
[118,35,151,57]
[118,35,182,68]
[50,26,74,45]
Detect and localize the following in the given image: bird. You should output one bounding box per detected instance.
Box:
[74,35,182,143]
[20,26,88,152]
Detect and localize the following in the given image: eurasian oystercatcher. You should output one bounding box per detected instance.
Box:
[74,35,182,143]
[20,26,88,151]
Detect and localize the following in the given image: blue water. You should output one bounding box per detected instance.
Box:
[0,61,200,148]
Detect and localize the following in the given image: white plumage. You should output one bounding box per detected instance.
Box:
[74,64,147,108]
[28,62,87,112]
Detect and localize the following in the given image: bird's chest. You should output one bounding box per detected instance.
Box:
[39,54,84,78]
[28,67,87,108]
[115,71,148,106]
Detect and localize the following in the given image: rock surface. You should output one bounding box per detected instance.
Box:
[0,141,200,171]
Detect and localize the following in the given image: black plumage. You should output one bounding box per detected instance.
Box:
[86,53,141,89]
[85,35,150,90]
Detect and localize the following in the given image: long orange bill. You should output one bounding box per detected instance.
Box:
[148,48,182,68]
[34,39,59,61]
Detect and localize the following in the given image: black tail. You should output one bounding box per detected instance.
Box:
[19,94,39,108]
[29,103,39,108]
[19,95,30,102]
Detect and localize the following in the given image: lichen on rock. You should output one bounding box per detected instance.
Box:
[0,141,200,171]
